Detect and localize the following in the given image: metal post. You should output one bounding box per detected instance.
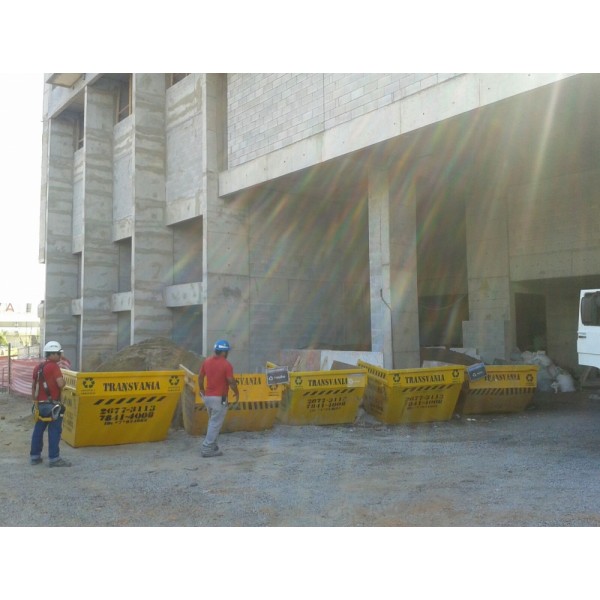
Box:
[7,343,11,387]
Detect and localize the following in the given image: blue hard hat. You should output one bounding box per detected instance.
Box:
[214,339,231,352]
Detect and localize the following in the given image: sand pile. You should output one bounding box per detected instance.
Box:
[95,337,204,373]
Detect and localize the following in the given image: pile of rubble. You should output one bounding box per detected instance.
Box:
[513,350,576,393]
[95,337,204,373]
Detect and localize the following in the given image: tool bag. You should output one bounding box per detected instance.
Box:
[31,362,65,423]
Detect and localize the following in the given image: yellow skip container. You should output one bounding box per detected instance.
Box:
[60,369,184,447]
[359,360,464,424]
[180,366,282,435]
[456,365,538,415]
[277,368,367,425]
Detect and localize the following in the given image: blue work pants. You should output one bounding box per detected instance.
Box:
[30,417,63,461]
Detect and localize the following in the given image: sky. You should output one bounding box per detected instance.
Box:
[0,74,45,309]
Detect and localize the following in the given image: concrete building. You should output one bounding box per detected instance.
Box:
[40,73,600,372]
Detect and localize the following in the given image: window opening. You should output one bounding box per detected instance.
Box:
[116,75,132,123]
[167,74,190,87]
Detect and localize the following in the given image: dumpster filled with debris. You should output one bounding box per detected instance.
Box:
[180,366,282,435]
[359,360,464,424]
[276,367,367,425]
[60,369,185,447]
[455,365,538,415]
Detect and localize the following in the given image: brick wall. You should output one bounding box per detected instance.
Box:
[227,73,459,167]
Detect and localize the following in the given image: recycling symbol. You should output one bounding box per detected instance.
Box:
[269,385,277,391]
[82,377,95,389]
[295,377,303,386]
[169,375,180,386]
[452,369,460,378]
[526,374,534,383]
[393,374,401,384]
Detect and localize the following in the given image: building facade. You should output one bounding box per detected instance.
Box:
[40,73,600,372]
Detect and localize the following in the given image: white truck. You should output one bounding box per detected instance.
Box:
[577,289,600,370]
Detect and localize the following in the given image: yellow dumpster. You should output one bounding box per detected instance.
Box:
[60,369,184,447]
[359,360,464,424]
[180,366,282,435]
[455,365,538,415]
[277,368,366,425]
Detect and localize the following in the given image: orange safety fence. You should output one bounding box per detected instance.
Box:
[0,357,41,397]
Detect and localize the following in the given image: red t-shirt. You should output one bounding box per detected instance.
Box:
[199,355,234,396]
[32,360,63,401]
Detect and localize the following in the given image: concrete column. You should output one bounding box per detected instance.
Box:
[368,167,393,368]
[202,74,250,371]
[368,166,420,369]
[79,83,118,369]
[389,174,420,368]
[42,117,79,362]
[462,188,514,363]
[131,74,173,342]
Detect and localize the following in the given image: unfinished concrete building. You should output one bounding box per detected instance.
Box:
[40,73,600,372]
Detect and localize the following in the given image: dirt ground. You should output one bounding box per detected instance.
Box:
[1,386,599,528]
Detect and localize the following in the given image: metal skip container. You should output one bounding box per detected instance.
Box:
[276,367,367,425]
[455,365,538,415]
[358,360,464,424]
[60,369,185,447]
[180,365,282,435]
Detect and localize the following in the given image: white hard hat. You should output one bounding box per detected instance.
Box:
[43,341,63,353]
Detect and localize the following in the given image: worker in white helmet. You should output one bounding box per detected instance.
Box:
[30,341,71,467]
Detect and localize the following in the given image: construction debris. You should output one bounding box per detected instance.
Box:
[95,337,204,373]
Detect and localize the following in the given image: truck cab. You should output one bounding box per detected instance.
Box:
[577,289,600,369]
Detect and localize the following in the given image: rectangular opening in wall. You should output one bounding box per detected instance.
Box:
[171,217,203,285]
[117,312,131,351]
[75,111,84,150]
[167,74,190,87]
[76,252,82,297]
[171,305,202,355]
[515,293,547,352]
[418,294,469,347]
[117,238,132,292]
[115,74,132,123]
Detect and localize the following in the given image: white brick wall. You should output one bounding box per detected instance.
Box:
[227,73,460,167]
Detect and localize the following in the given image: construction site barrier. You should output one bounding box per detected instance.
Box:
[358,360,464,424]
[455,365,538,415]
[180,365,282,435]
[276,367,367,425]
[60,369,184,447]
[1,357,40,396]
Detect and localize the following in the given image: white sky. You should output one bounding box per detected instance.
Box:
[0,73,45,308]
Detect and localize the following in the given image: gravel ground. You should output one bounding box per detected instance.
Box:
[1,389,599,527]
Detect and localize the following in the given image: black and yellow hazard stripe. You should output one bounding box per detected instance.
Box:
[93,396,167,405]
[468,387,534,396]
[194,401,279,412]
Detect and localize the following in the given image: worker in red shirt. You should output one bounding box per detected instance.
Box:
[30,341,71,467]
[198,339,240,457]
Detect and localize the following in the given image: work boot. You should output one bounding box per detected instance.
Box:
[49,458,72,468]
[201,447,223,458]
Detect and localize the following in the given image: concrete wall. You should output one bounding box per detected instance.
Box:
[165,74,204,224]
[508,169,600,280]
[241,190,370,369]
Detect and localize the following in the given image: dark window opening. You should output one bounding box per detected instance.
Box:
[167,74,190,87]
[116,75,132,123]
[515,293,547,351]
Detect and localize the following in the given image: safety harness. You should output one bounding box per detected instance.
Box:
[32,362,62,422]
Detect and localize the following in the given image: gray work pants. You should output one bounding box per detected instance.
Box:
[202,396,228,448]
